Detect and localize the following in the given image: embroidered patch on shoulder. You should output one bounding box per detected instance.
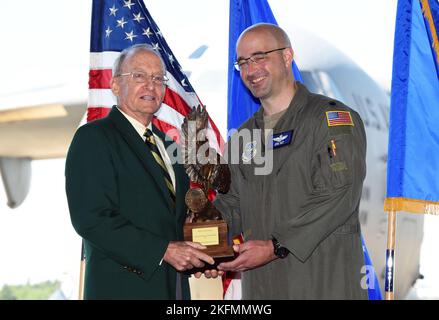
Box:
[325,111,354,127]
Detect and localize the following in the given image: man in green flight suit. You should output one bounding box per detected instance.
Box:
[215,23,368,299]
[65,44,216,299]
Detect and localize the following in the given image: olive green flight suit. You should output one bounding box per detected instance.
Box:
[215,83,368,299]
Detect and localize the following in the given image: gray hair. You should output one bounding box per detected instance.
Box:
[112,43,166,76]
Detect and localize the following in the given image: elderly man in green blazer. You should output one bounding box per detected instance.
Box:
[65,44,215,299]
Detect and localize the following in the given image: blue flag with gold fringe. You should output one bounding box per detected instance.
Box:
[385,0,439,214]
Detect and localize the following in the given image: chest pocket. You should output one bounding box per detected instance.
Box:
[312,133,354,191]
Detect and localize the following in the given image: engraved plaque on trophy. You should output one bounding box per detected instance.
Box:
[181,106,234,270]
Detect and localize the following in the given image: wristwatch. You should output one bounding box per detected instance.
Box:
[272,237,289,259]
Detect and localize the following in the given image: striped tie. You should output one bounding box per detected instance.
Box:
[144,128,176,207]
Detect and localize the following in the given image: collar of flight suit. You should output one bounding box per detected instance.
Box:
[253,82,310,138]
[254,82,312,175]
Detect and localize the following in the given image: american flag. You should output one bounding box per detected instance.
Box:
[326,111,354,127]
[88,0,223,151]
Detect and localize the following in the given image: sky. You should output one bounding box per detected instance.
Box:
[0,0,397,103]
[1,0,438,299]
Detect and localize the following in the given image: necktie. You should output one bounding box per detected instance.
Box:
[144,128,176,207]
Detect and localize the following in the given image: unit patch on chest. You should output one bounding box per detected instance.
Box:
[242,140,257,162]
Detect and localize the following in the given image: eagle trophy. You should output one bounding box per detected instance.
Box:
[181,105,231,222]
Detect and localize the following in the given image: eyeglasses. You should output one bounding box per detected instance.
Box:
[234,47,288,71]
[114,71,169,85]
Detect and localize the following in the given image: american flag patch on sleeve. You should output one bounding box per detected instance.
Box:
[325,111,354,126]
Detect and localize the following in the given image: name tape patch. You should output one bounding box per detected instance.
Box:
[271,130,293,149]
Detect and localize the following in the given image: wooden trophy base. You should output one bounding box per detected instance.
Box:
[183,220,234,273]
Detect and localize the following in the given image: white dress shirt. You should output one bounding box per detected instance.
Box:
[117,107,176,190]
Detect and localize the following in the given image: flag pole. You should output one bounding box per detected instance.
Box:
[385,210,396,300]
[78,240,85,300]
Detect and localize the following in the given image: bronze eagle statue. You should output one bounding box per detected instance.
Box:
[181,105,231,222]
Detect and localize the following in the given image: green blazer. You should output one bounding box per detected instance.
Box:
[65,107,190,299]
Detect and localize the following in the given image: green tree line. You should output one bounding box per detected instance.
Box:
[0,280,61,300]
